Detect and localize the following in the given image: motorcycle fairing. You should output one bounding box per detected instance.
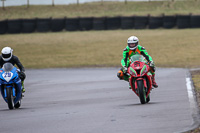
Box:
[0,66,22,105]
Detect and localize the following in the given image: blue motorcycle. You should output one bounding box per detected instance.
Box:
[0,63,22,109]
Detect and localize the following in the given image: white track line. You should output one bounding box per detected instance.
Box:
[186,77,196,110]
[179,75,200,133]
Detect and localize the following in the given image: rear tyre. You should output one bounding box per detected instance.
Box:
[6,87,14,110]
[14,100,21,109]
[146,95,150,103]
[137,80,146,104]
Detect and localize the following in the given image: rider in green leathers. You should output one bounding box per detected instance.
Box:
[117,36,158,88]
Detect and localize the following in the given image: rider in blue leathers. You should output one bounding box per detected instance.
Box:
[0,47,26,93]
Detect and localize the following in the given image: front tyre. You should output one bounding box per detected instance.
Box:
[137,80,146,104]
[6,87,14,110]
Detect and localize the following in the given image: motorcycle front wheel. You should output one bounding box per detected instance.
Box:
[137,80,146,104]
[6,87,14,110]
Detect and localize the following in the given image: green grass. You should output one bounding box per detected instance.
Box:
[0,29,200,69]
[192,71,200,91]
[189,70,200,133]
[1,1,200,20]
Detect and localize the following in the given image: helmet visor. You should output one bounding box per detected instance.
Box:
[2,53,11,59]
[128,42,138,48]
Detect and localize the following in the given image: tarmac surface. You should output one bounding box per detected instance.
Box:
[0,68,198,133]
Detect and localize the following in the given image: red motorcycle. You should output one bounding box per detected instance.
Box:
[127,54,153,104]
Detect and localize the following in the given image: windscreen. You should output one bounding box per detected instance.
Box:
[2,63,14,72]
[130,54,146,63]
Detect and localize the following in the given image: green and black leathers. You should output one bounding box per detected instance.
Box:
[121,45,153,68]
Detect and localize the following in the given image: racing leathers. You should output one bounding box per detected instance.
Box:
[0,55,25,72]
[117,45,158,88]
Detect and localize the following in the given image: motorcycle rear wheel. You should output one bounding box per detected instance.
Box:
[146,95,150,103]
[14,100,21,108]
[6,87,14,110]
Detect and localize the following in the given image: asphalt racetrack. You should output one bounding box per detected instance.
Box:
[0,68,198,133]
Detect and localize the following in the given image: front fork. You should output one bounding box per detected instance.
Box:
[129,77,148,97]
[3,84,16,99]
[135,78,147,89]
[0,84,18,103]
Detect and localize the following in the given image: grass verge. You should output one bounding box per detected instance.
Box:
[186,70,200,133]
[0,29,200,69]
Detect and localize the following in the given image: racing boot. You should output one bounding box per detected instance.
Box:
[117,69,129,82]
[152,74,158,88]
[117,70,124,80]
[21,81,25,93]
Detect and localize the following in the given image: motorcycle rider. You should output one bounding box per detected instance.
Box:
[0,47,26,93]
[117,36,158,88]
